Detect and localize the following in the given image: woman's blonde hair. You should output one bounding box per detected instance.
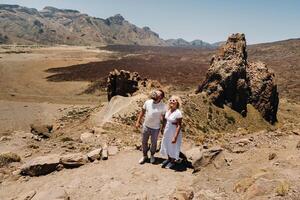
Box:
[168,95,181,109]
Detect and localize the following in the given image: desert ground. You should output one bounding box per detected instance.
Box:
[0,44,300,200]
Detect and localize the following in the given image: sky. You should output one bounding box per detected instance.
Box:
[1,0,300,44]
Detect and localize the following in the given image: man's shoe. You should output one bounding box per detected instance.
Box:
[139,156,148,164]
[150,155,155,164]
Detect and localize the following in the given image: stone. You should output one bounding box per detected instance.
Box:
[20,154,60,176]
[80,132,95,144]
[190,147,223,172]
[0,152,21,166]
[268,152,277,160]
[235,138,251,146]
[30,124,53,138]
[32,188,70,200]
[197,33,279,124]
[60,153,88,168]
[185,147,202,161]
[107,69,144,100]
[101,148,108,160]
[170,187,194,200]
[87,148,102,161]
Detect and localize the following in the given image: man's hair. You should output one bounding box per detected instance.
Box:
[158,89,165,99]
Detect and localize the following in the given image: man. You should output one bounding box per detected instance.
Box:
[135,90,166,164]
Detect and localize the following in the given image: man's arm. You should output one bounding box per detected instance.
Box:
[135,108,146,129]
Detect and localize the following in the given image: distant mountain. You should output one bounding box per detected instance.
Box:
[0,4,166,46]
[165,38,191,47]
[165,38,220,49]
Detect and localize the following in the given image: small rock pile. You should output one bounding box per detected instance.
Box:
[107,69,146,101]
[197,33,279,124]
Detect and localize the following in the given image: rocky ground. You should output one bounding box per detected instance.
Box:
[0,44,300,200]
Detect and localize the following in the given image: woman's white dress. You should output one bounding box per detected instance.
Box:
[160,109,182,160]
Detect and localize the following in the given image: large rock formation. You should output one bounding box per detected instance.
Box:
[197,33,249,116]
[247,62,279,123]
[197,33,279,124]
[107,69,145,101]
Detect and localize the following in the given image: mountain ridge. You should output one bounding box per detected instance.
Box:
[0,4,166,46]
[0,4,217,48]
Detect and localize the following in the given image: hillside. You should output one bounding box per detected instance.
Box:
[0,4,220,48]
[0,4,166,46]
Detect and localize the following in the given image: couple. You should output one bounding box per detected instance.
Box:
[135,90,183,169]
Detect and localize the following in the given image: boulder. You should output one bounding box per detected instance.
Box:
[0,152,21,166]
[80,132,95,144]
[87,148,102,161]
[247,62,279,124]
[20,154,60,176]
[60,153,88,168]
[30,124,53,138]
[197,33,279,123]
[187,147,223,172]
[107,69,144,101]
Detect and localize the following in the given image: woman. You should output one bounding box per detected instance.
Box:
[160,95,183,169]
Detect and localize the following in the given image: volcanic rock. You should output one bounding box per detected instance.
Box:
[107,69,145,100]
[197,33,249,115]
[87,148,102,161]
[60,153,88,168]
[247,62,279,124]
[197,33,279,123]
[187,146,223,172]
[20,154,60,176]
[30,124,53,138]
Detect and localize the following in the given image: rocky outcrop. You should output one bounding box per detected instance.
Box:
[20,154,61,176]
[107,69,145,100]
[197,33,249,115]
[247,62,279,124]
[197,33,279,123]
